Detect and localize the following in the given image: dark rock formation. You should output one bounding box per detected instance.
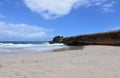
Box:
[49,36,63,44]
[62,30,120,46]
[50,30,120,46]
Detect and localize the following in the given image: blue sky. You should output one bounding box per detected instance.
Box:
[0,0,120,41]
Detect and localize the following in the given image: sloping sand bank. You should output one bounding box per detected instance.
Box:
[0,45,120,78]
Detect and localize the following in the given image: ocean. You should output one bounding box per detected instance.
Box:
[0,41,67,55]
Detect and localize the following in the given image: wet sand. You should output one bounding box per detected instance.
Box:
[0,45,120,78]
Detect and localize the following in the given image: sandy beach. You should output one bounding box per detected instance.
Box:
[0,45,120,78]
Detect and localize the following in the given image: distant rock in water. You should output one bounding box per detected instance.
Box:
[50,30,120,46]
[49,36,63,44]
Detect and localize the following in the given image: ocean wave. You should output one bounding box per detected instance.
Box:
[0,42,64,46]
[0,43,33,48]
[0,42,66,51]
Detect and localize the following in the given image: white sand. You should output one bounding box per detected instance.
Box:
[0,45,120,78]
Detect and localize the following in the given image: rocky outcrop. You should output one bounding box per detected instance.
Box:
[49,36,63,44]
[50,30,120,46]
[62,30,120,46]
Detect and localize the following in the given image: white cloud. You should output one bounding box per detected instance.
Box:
[101,1,116,12]
[0,21,53,41]
[23,0,116,19]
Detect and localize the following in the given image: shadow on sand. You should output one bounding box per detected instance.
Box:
[53,46,84,52]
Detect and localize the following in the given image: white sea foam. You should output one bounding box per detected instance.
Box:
[0,42,66,55]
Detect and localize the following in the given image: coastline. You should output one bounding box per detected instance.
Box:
[0,45,120,78]
[50,30,120,46]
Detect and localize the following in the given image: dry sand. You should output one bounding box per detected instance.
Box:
[0,45,120,78]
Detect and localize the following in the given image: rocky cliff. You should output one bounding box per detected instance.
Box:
[50,30,120,46]
[49,36,63,44]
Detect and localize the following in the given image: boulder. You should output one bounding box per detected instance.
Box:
[49,36,63,44]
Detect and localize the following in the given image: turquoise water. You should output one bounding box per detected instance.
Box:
[0,41,47,44]
[0,41,65,55]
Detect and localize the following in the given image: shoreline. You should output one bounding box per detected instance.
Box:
[0,45,84,56]
[0,45,120,78]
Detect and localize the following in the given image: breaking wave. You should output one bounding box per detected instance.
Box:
[0,41,66,55]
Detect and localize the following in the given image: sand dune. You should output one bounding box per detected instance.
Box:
[0,45,120,78]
